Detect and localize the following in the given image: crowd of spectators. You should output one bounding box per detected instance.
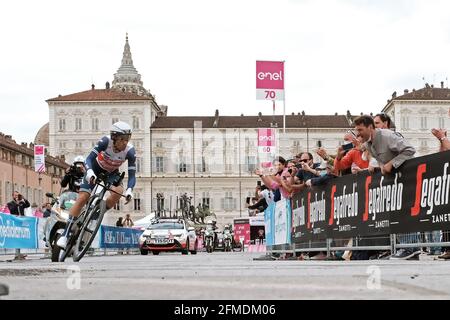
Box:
[249,113,450,260]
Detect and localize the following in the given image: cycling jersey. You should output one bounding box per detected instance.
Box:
[80,136,136,193]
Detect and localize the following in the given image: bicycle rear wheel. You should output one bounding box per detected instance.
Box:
[72,199,106,262]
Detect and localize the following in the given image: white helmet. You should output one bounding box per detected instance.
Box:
[73,155,85,165]
[110,121,132,139]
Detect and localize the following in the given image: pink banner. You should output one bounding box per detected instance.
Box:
[258,128,276,147]
[256,61,284,90]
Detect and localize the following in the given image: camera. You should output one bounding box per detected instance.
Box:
[288,168,293,174]
[17,194,23,201]
[342,142,354,151]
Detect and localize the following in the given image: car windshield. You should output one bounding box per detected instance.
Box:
[148,222,184,230]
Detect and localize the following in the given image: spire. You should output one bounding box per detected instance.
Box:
[112,33,147,95]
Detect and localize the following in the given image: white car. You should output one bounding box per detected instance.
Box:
[139,218,198,255]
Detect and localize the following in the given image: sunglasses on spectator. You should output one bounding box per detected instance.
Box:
[300,159,310,163]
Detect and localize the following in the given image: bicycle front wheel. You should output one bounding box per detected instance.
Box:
[72,199,106,262]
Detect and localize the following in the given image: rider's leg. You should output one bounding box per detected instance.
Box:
[57,192,90,249]
[106,186,124,210]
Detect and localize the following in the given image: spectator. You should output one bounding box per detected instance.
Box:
[246,185,270,214]
[354,115,419,260]
[116,217,124,254]
[334,136,369,174]
[431,128,450,260]
[123,213,134,227]
[31,203,43,218]
[6,191,30,260]
[373,113,392,129]
[256,156,291,201]
[7,191,30,216]
[432,128,450,152]
[287,152,321,193]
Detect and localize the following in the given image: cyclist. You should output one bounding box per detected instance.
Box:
[57,121,136,249]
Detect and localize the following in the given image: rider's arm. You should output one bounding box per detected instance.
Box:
[126,147,137,190]
[85,136,109,170]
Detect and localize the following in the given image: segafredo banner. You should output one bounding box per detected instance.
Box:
[291,150,450,243]
[0,213,38,249]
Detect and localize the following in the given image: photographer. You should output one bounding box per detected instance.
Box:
[7,191,30,216]
[61,156,86,192]
[7,191,31,260]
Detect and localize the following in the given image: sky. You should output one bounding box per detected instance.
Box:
[1,0,450,144]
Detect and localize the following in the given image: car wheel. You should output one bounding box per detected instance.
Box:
[182,239,189,255]
[140,249,148,255]
[152,251,160,255]
[190,240,198,255]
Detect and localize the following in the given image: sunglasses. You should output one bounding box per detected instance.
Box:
[300,159,310,163]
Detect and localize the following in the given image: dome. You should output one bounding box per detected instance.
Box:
[34,122,49,146]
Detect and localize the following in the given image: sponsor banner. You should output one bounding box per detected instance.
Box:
[34,145,46,173]
[0,213,38,249]
[291,151,450,243]
[256,61,285,101]
[233,218,251,245]
[274,198,291,245]
[257,128,277,170]
[264,202,274,246]
[99,225,142,249]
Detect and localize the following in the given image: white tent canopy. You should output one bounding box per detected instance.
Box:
[133,212,156,229]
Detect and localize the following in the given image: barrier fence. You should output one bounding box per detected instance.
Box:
[265,150,450,256]
[0,213,143,255]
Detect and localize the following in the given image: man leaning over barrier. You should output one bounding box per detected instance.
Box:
[354,115,420,260]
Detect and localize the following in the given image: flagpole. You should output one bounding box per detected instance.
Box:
[283,60,286,134]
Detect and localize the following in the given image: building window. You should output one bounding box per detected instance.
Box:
[132,116,139,130]
[202,192,210,208]
[75,141,82,149]
[198,157,207,173]
[246,156,256,172]
[439,117,445,129]
[222,192,236,211]
[59,119,66,131]
[155,157,164,173]
[156,141,163,148]
[420,139,428,148]
[178,160,187,173]
[0,181,3,205]
[92,118,99,131]
[136,157,142,173]
[420,116,427,130]
[75,118,82,131]
[401,117,409,130]
[134,193,141,211]
[59,141,66,149]
[112,118,119,125]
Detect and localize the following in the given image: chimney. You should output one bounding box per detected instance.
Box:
[431,84,434,88]
[105,82,110,90]
[291,112,295,115]
[213,109,219,128]
[425,83,430,89]
[346,110,351,118]
[257,112,263,122]
[301,110,305,116]
[404,89,409,94]
[91,84,95,90]
[441,81,445,89]
[335,112,338,116]
[392,91,397,99]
